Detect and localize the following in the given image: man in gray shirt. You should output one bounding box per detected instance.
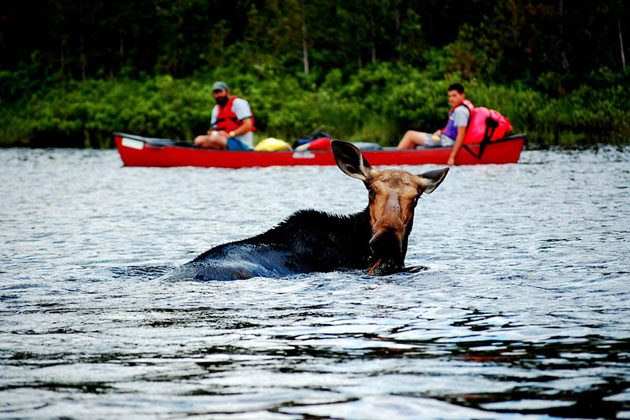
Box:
[194,81,255,150]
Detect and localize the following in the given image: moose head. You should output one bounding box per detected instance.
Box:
[331,140,449,275]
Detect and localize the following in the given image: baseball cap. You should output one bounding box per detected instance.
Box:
[212,81,229,91]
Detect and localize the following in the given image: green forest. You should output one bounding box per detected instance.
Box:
[1,0,628,148]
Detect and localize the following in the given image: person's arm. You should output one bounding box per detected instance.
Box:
[447,126,466,166]
[226,118,253,138]
[207,106,219,135]
[223,98,254,137]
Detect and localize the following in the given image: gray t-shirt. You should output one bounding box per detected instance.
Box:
[452,105,471,129]
[211,97,254,148]
[423,104,470,147]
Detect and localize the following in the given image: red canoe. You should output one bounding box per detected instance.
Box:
[114,132,525,168]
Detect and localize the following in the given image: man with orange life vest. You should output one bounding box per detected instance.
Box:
[194,81,255,150]
[397,83,472,165]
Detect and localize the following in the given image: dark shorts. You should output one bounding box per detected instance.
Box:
[226,137,251,151]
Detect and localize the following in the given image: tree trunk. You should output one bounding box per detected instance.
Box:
[80,32,87,81]
[60,39,66,80]
[301,0,309,75]
[119,33,125,73]
[559,0,570,71]
[395,6,402,56]
[619,15,626,69]
[370,11,376,63]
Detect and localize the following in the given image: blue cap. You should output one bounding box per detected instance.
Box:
[212,81,229,91]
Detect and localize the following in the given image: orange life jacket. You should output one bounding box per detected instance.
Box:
[443,99,474,139]
[215,96,256,133]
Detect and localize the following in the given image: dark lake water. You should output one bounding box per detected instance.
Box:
[1,146,629,419]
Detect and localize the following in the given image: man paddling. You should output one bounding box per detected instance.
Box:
[194,81,256,150]
[397,83,472,165]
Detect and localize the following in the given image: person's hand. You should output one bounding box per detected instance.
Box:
[447,156,455,166]
[433,129,441,136]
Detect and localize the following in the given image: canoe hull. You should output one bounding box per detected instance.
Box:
[114,133,525,168]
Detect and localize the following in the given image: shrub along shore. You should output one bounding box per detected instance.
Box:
[1,63,628,148]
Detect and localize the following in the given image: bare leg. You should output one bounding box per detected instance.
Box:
[397,131,428,149]
[194,132,228,149]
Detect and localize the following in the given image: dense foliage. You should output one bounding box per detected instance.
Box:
[1,0,628,147]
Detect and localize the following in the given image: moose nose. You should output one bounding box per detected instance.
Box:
[370,193,405,256]
[369,229,403,257]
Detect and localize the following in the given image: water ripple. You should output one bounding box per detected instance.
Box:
[1,146,629,418]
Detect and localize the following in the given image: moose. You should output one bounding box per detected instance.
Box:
[165,140,449,281]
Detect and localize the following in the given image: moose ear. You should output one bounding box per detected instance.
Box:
[417,168,449,194]
[331,140,373,181]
